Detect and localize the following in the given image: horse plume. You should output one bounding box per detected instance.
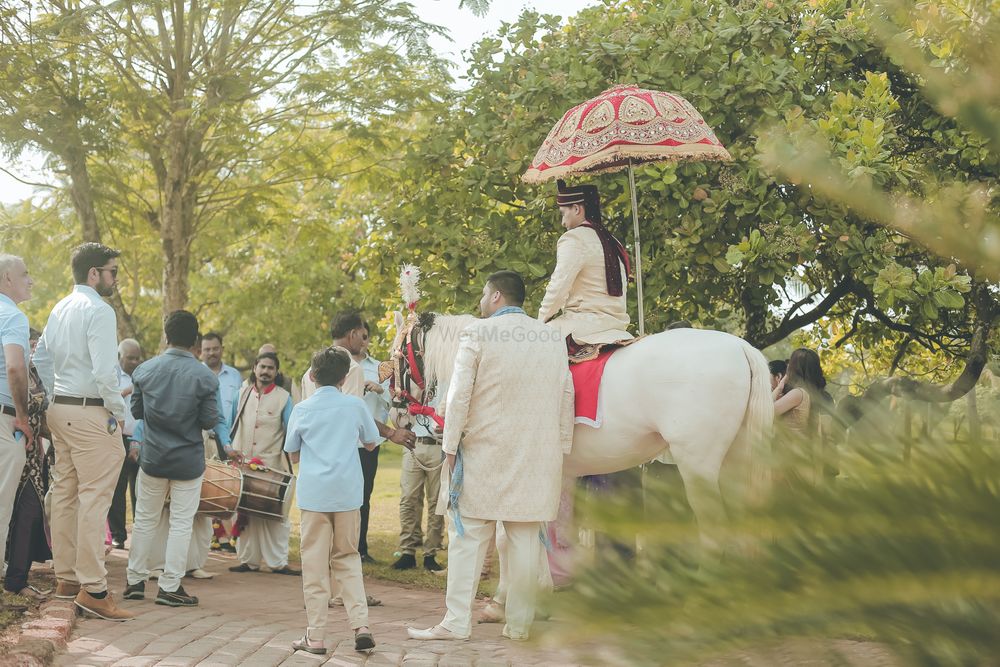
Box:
[399,264,422,313]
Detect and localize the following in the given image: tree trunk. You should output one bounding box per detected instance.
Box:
[902,402,912,463]
[160,102,195,319]
[160,171,193,317]
[65,143,102,244]
[64,140,139,340]
[966,389,981,442]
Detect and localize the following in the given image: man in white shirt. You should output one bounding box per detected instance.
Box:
[32,243,133,622]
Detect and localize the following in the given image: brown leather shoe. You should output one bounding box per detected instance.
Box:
[74,590,134,621]
[54,581,81,600]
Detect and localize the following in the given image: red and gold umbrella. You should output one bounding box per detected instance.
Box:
[522,84,732,334]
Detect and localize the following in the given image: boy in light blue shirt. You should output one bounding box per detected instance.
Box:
[284,346,379,655]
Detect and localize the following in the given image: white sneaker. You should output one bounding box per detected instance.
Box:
[407,624,469,641]
[185,568,214,580]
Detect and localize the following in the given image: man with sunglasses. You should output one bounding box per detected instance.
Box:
[33,242,133,621]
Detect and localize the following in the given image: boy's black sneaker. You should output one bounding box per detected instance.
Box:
[123,582,145,600]
[155,585,198,607]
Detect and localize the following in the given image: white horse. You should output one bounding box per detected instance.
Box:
[389,312,773,554]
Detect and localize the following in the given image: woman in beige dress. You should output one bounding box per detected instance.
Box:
[773,348,832,483]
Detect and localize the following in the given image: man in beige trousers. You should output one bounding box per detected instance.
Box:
[408,270,574,642]
[33,243,133,621]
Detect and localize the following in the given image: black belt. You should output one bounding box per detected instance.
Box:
[1,405,14,417]
[53,396,104,407]
[415,436,439,445]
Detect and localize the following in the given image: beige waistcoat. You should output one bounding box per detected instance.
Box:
[231,382,291,472]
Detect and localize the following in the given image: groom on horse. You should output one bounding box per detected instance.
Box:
[538,180,633,348]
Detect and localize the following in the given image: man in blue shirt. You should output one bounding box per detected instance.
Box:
[123,311,229,608]
[200,332,241,448]
[285,346,379,655]
[0,254,33,617]
[200,332,241,554]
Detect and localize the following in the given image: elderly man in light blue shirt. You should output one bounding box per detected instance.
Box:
[285,346,379,656]
[0,254,33,598]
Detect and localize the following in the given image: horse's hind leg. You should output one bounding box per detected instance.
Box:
[672,438,733,557]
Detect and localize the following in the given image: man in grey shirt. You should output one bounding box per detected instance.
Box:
[124,310,223,607]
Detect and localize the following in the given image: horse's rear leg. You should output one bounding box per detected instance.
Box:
[672,440,733,557]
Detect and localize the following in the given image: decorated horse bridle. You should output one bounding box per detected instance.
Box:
[389,315,444,430]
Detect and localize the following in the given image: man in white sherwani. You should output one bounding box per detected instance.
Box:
[408,270,574,642]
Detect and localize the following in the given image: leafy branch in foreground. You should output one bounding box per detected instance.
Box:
[553,427,1000,666]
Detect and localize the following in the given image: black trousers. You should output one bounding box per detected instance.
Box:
[357,445,380,556]
[5,485,49,593]
[108,435,139,544]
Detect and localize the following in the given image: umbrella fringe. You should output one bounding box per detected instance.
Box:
[522,143,732,183]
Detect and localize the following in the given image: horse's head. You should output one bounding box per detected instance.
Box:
[386,309,439,431]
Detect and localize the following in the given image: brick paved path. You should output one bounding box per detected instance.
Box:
[57,551,581,666]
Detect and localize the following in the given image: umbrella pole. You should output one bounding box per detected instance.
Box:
[628,160,645,336]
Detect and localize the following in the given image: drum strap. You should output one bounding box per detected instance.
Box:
[229,386,254,442]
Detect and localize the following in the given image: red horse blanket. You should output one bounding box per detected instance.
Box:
[569,349,615,427]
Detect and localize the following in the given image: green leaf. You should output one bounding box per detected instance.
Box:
[725,246,745,265]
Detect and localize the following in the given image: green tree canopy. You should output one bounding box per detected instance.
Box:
[0,0,452,359]
[355,0,997,399]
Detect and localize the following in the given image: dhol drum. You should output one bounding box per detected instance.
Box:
[198,461,241,515]
[238,465,296,521]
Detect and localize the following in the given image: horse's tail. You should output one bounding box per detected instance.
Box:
[737,340,774,505]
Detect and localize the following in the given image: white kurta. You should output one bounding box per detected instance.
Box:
[231,383,292,569]
[537,225,632,345]
[438,313,574,522]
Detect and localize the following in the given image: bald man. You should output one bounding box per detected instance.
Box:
[108,339,142,548]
